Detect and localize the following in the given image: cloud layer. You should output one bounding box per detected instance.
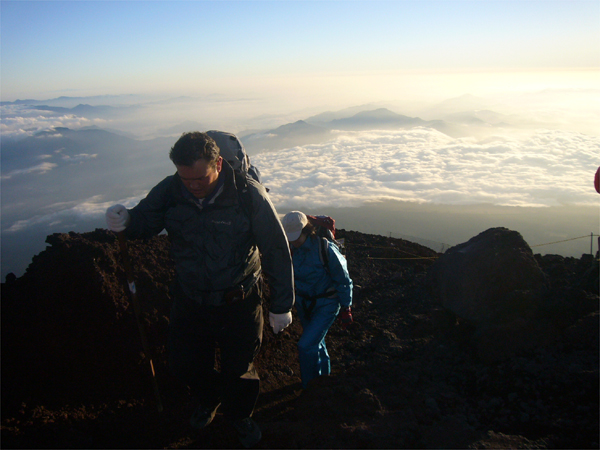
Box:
[1,162,58,180]
[4,195,142,233]
[253,128,599,209]
[2,124,598,280]
[2,126,597,235]
[0,105,107,139]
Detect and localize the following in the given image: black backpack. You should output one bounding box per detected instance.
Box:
[205,130,266,224]
[205,130,262,184]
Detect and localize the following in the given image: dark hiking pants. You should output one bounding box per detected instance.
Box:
[168,285,264,421]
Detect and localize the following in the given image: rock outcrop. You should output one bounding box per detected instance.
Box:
[427,227,598,362]
[427,227,546,325]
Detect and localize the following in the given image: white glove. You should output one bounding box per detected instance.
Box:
[269,311,292,334]
[105,204,131,232]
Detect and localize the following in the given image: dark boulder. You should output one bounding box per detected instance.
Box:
[427,227,553,362]
[427,227,599,362]
[427,227,546,327]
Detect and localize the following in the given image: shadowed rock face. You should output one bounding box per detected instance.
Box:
[427,227,546,326]
[1,228,598,449]
[427,227,599,362]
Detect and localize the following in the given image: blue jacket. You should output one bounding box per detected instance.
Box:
[292,236,353,308]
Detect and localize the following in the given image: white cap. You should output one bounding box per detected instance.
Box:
[282,211,308,242]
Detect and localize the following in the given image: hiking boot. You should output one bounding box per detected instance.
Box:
[232,417,262,448]
[190,402,221,431]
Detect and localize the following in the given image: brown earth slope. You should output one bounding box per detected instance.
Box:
[1,228,598,449]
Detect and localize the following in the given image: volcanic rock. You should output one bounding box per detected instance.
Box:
[1,227,598,448]
[427,227,546,326]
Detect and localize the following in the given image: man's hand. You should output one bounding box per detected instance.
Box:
[106,204,131,232]
[339,306,353,330]
[269,311,292,334]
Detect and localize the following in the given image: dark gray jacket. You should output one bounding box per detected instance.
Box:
[125,162,294,314]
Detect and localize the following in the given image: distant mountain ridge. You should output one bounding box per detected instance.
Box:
[27,103,138,118]
[241,107,455,153]
[271,120,327,136]
[1,126,137,170]
[0,94,142,107]
[3,95,520,155]
[304,102,392,124]
[328,108,431,129]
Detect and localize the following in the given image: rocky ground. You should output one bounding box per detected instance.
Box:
[1,228,598,449]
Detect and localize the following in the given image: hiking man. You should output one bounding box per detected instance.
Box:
[105,132,294,448]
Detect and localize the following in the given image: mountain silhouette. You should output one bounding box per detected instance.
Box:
[329,108,429,129]
[242,120,332,153]
[304,103,391,124]
[242,108,456,153]
[1,127,138,171]
[32,103,137,118]
[0,94,142,107]
[270,120,328,137]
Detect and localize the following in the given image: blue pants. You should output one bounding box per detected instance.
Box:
[296,296,340,389]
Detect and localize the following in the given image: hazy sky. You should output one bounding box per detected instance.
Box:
[2,0,599,109]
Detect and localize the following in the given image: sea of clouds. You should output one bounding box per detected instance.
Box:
[2,106,599,278]
[1,124,598,234]
[0,104,108,140]
[253,128,599,209]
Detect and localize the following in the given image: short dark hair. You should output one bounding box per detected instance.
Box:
[169,132,220,167]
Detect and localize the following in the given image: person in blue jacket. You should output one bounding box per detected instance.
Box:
[282,211,353,389]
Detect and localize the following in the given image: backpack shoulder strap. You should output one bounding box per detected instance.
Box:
[234,171,254,231]
[317,236,330,274]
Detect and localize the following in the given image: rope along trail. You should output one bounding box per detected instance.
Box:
[346,234,597,261]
